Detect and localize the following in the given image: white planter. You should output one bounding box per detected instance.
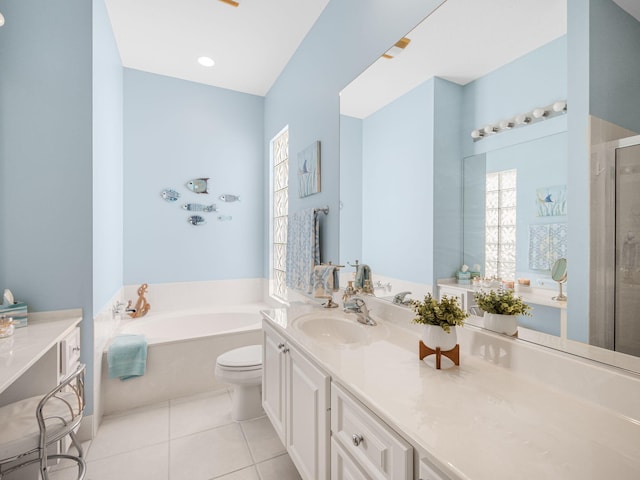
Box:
[421,324,457,351]
[483,313,518,336]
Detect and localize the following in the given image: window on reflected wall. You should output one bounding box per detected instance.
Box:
[485,169,516,280]
[270,127,289,301]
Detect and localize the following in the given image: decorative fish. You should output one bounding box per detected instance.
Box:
[161,189,181,202]
[182,203,216,212]
[218,215,232,221]
[186,178,209,194]
[187,215,206,226]
[219,194,240,202]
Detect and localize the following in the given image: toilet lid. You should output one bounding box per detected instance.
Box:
[217,345,262,368]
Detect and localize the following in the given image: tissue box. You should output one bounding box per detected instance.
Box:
[0,302,28,328]
[456,271,471,284]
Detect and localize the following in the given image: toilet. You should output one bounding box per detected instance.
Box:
[215,345,264,421]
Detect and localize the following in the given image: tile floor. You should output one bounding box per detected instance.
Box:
[49,389,301,480]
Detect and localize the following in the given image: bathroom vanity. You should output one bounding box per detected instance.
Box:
[261,303,640,480]
[0,309,82,407]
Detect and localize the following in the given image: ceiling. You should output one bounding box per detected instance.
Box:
[104,0,639,107]
[340,0,568,119]
[104,0,329,97]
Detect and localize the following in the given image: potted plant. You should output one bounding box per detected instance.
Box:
[411,293,468,351]
[473,289,531,336]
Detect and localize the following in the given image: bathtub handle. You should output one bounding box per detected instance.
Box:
[278,343,285,350]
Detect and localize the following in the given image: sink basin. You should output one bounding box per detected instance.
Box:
[292,313,371,346]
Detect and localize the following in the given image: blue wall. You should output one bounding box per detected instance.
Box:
[93,0,124,315]
[361,80,434,283]
[0,0,94,409]
[264,0,446,273]
[339,116,363,266]
[123,69,265,284]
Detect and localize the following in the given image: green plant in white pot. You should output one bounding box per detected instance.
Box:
[473,289,531,336]
[411,293,468,351]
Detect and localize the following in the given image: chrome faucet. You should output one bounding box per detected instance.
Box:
[344,296,377,326]
[392,291,412,306]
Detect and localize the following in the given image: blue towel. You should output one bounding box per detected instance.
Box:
[285,208,320,293]
[108,334,148,381]
[354,264,372,290]
[312,265,339,298]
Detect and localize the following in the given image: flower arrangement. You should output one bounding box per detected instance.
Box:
[474,289,531,316]
[411,293,468,333]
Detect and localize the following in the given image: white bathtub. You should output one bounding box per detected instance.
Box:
[101,304,269,415]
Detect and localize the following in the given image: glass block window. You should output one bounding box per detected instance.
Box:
[485,169,516,280]
[271,127,289,301]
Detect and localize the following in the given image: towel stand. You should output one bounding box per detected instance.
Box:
[314,206,329,215]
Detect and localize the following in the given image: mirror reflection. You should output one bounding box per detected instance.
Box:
[339,0,640,367]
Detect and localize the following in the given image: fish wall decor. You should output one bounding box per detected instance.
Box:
[182,203,216,212]
[186,178,209,194]
[187,215,206,226]
[219,194,240,202]
[161,189,181,202]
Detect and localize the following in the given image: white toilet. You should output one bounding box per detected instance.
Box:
[215,345,264,421]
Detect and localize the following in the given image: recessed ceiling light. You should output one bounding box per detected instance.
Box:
[197,56,215,67]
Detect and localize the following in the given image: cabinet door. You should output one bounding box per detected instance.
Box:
[262,323,286,444]
[286,343,330,480]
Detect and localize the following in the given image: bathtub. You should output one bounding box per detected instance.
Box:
[101,304,269,415]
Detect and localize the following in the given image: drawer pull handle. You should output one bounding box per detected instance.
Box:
[277,343,285,350]
[352,433,364,446]
[282,347,290,354]
[72,347,81,352]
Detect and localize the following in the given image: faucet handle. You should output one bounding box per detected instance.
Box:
[393,291,412,305]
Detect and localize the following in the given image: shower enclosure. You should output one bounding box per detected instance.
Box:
[592,134,640,357]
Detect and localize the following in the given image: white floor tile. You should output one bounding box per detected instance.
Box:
[255,454,302,480]
[88,403,169,461]
[213,465,260,480]
[170,389,233,439]
[240,416,286,463]
[169,423,253,480]
[85,443,169,480]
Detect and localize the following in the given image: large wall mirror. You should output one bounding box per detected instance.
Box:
[338,0,640,371]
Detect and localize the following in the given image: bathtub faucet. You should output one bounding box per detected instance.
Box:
[126,283,151,319]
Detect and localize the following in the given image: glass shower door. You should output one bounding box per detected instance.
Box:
[615,143,640,356]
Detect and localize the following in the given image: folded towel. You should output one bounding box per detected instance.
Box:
[286,208,320,293]
[354,264,372,290]
[312,265,339,298]
[108,334,148,381]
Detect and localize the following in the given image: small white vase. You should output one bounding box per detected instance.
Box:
[421,324,457,351]
[483,313,518,336]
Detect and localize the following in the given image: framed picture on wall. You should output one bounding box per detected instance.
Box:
[298,141,321,197]
[536,185,567,217]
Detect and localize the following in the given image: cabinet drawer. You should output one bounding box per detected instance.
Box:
[60,327,81,380]
[331,437,369,480]
[331,382,412,480]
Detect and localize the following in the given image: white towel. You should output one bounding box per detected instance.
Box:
[286,208,320,293]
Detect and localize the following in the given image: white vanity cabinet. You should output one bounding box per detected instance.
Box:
[438,284,471,312]
[262,322,330,480]
[331,382,413,480]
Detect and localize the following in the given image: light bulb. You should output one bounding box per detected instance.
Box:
[197,56,215,67]
[471,129,484,139]
[532,108,549,119]
[0,12,5,27]
[515,114,531,125]
[552,100,567,112]
[483,125,498,135]
[499,120,514,130]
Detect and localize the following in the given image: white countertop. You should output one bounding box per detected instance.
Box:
[0,309,82,394]
[262,304,640,480]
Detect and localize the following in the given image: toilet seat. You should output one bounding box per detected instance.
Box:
[216,345,262,370]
